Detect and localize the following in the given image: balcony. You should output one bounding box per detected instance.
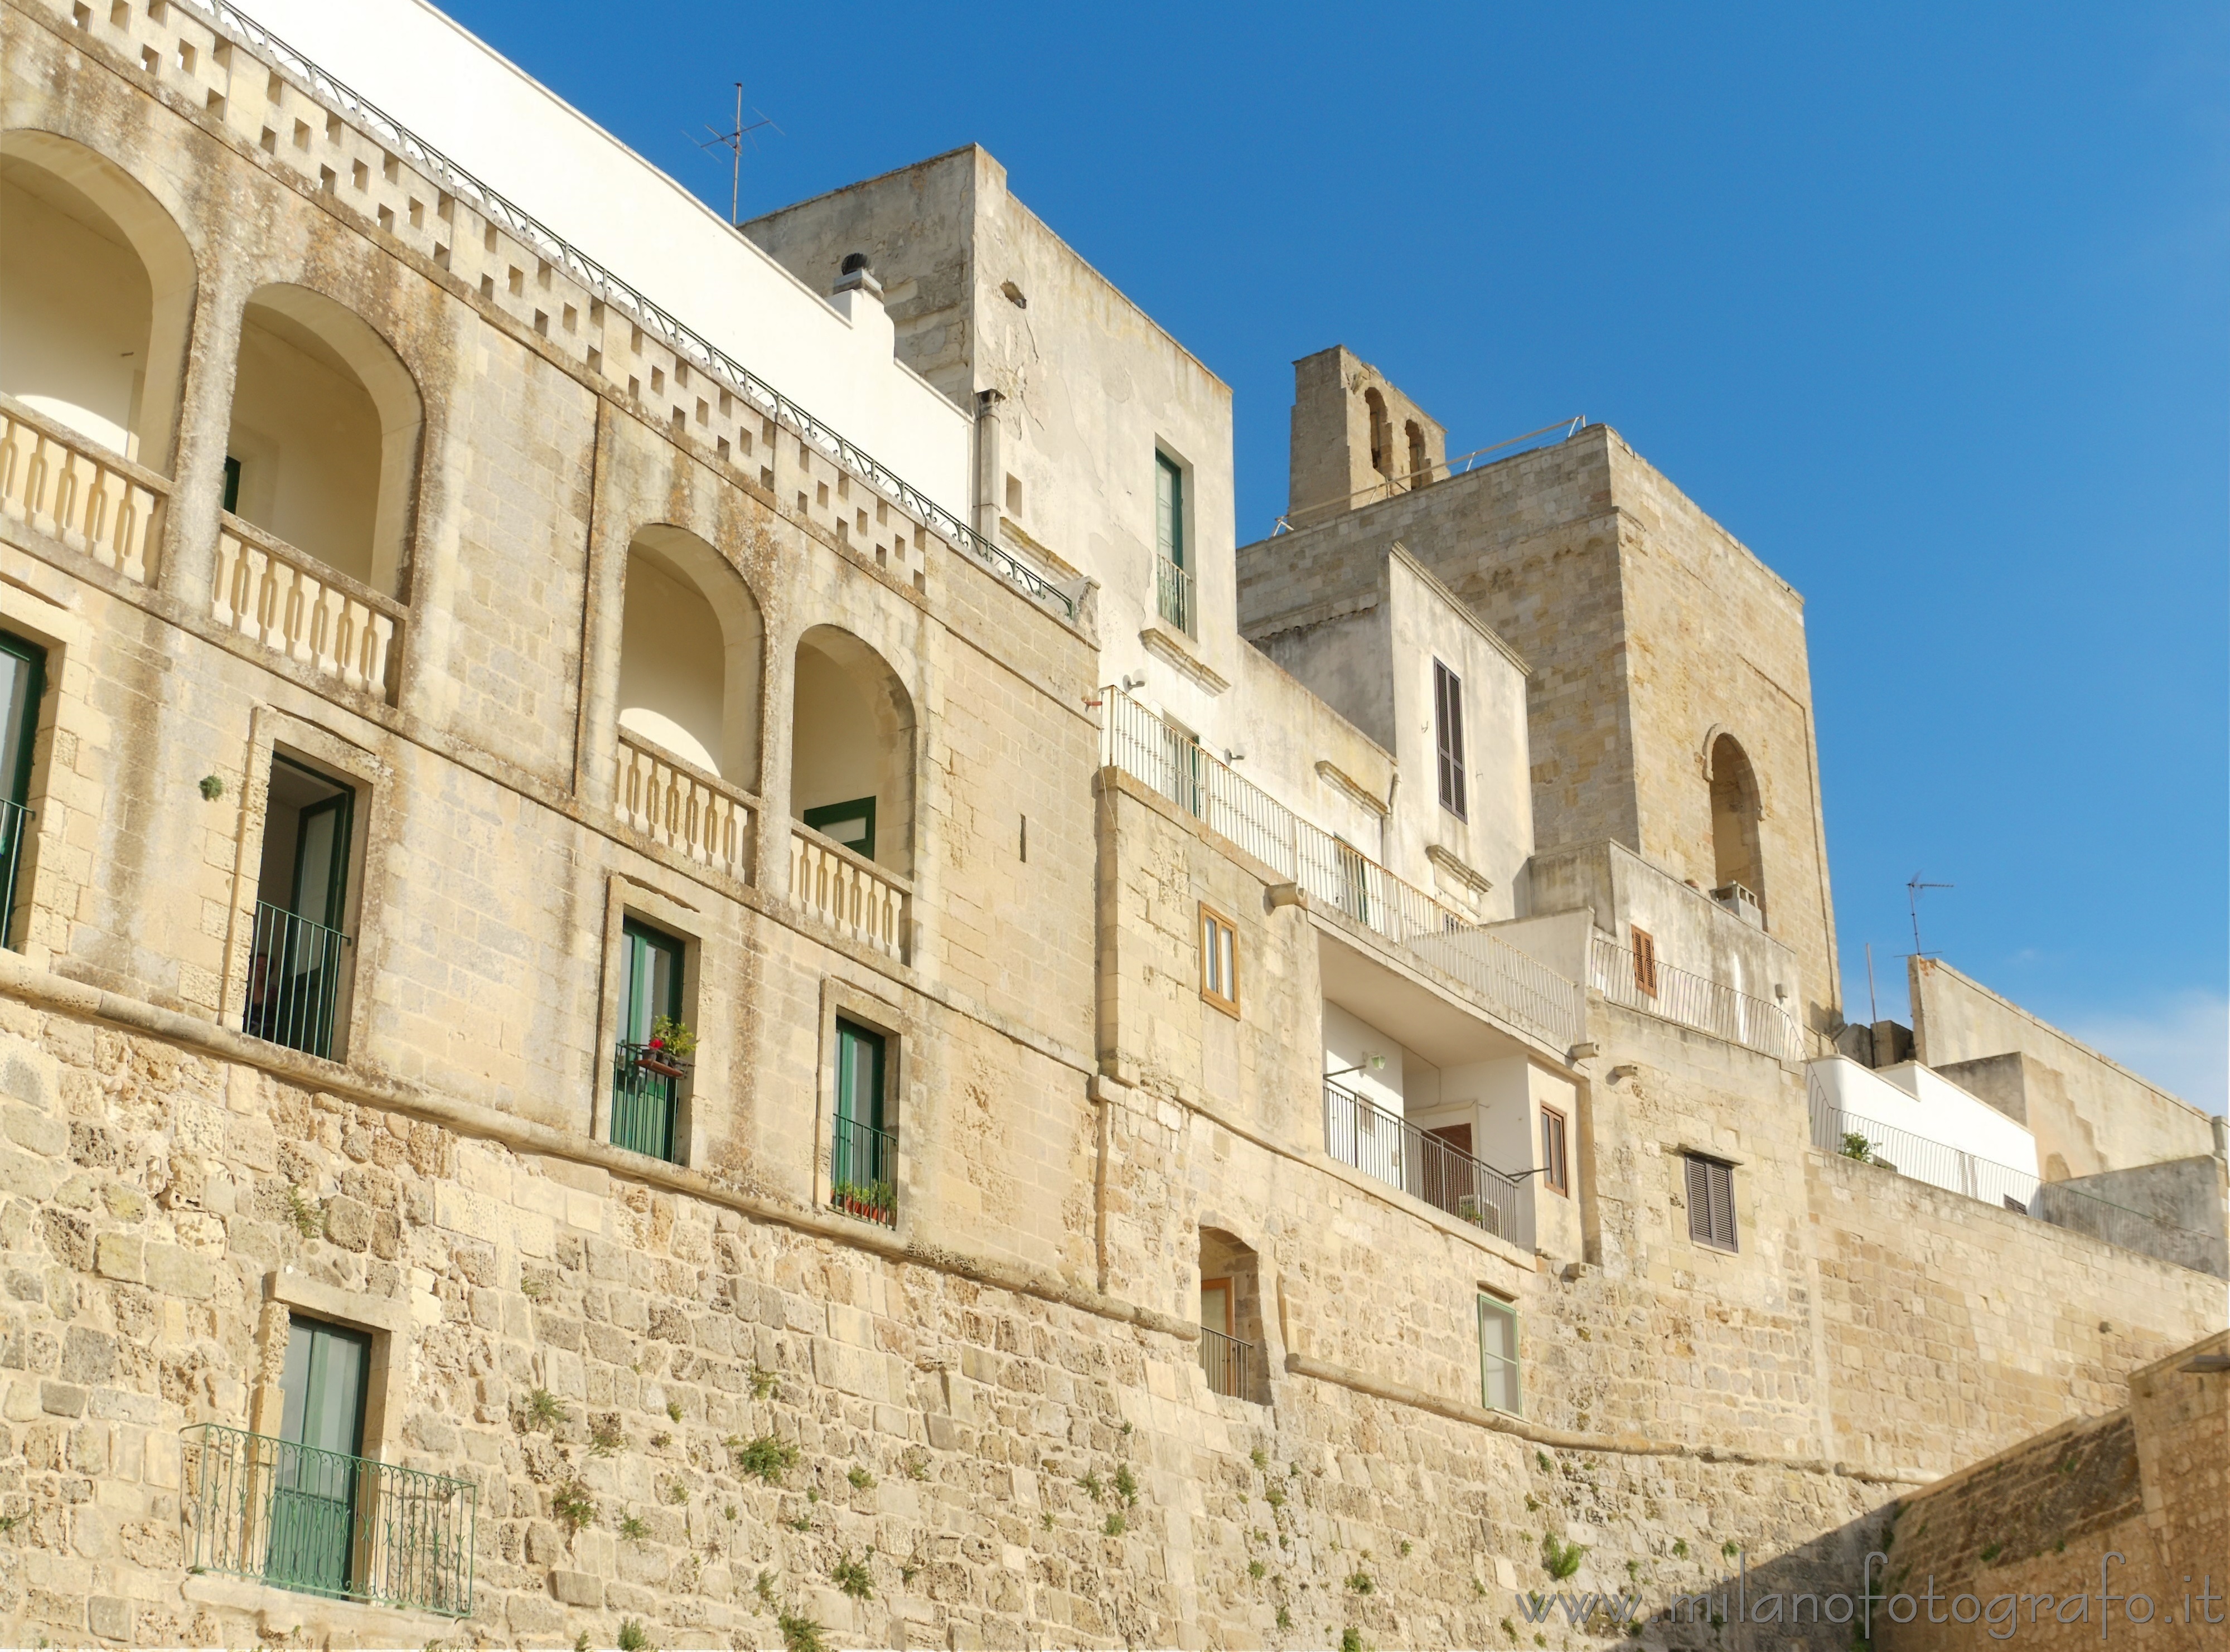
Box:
[212,513,402,701]
[830,1112,896,1228]
[244,902,351,1062]
[1588,931,1801,1061]
[1323,1079,1535,1248]
[613,730,755,883]
[1155,553,1195,636]
[790,824,908,962]
[1198,1326,1260,1401]
[1101,687,1583,1049]
[181,1423,475,1617]
[611,1040,683,1162]
[0,393,163,584]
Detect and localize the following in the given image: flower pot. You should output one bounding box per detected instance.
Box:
[635,1052,689,1079]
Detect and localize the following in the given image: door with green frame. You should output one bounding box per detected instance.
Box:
[266,1314,371,1598]
[612,918,685,1161]
[0,631,46,951]
[830,1018,894,1224]
[248,758,354,1058]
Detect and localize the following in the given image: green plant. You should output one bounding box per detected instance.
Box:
[662,1479,689,1505]
[525,1388,564,1429]
[1080,1470,1104,1501]
[199,774,225,800]
[666,1399,683,1422]
[520,1276,548,1300]
[903,1451,929,1481]
[1535,1450,1553,1474]
[1397,1540,1411,1557]
[1346,1570,1373,1595]
[1250,1447,1268,1470]
[1040,1510,1054,1530]
[787,1514,814,1533]
[1247,1559,1266,1580]
[1840,1131,1878,1164]
[591,1417,625,1456]
[1103,1511,1126,1536]
[650,1431,671,1450]
[1542,1533,1587,1581]
[1722,1538,1740,1559]
[1275,1607,1292,1632]
[1501,1619,1518,1640]
[620,1513,650,1543]
[1626,1558,1641,1580]
[552,1480,595,1533]
[284,1186,322,1239]
[1980,1541,2003,1563]
[777,1612,825,1652]
[732,1433,799,1484]
[1524,1493,1540,1512]
[751,1363,778,1401]
[1672,1538,1690,1559]
[1264,1484,1285,1509]
[724,1504,738,1521]
[830,1549,873,1601]
[574,1634,591,1652]
[1340,1629,1363,1652]
[754,1569,777,1607]
[830,1178,896,1214]
[649,1014,697,1058]
[1535,1636,1548,1649]
[616,1619,650,1652]
[848,1465,875,1491]
[1114,1464,1138,1505]
[807,1488,819,1504]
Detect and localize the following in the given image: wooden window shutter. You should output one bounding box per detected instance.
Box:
[1685,1154,1738,1252]
[1631,926,1658,996]
[1433,661,1467,819]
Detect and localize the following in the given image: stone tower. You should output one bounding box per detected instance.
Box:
[1286,346,1447,531]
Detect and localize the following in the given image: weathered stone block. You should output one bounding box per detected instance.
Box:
[550,1569,602,1607]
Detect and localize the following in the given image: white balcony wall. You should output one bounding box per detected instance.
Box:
[0,169,153,459]
[1809,1055,2039,1177]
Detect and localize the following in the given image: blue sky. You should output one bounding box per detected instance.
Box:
[430,0,2227,1110]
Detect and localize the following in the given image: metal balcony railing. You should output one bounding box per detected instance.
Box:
[1807,1093,2040,1210]
[1100,688,1584,1048]
[831,1114,897,1228]
[611,1041,683,1162]
[1155,554,1194,636]
[0,798,30,951]
[171,0,1072,623]
[181,1424,476,1616]
[1587,932,1802,1062]
[1199,1326,1256,1400]
[244,902,350,1060]
[1323,1081,1534,1248]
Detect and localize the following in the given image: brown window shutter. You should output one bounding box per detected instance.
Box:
[1685,1155,1711,1243]
[1632,926,1658,996]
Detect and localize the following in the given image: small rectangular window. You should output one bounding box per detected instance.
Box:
[1478,1294,1521,1415]
[0,629,49,952]
[1684,1154,1739,1252]
[803,796,876,860]
[1631,926,1658,997]
[1199,904,1239,1016]
[1155,451,1185,570]
[832,1018,895,1227]
[246,756,357,1060]
[1540,1106,1569,1196]
[1433,660,1467,819]
[612,918,688,1163]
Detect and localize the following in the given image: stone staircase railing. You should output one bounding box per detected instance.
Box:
[613,730,754,884]
[211,513,402,699]
[0,393,165,584]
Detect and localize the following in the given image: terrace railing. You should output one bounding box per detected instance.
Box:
[611,1041,683,1162]
[1199,1326,1256,1401]
[0,393,163,584]
[1588,932,1802,1062]
[181,1423,475,1616]
[244,902,350,1060]
[1323,1081,1534,1249]
[830,1113,897,1228]
[1155,554,1194,636]
[1101,687,1584,1048]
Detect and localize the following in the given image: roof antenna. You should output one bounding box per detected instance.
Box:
[1907,872,1953,959]
[695,84,781,227]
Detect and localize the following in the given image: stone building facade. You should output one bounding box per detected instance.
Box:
[0,1,2223,1649]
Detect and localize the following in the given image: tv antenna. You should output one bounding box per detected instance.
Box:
[1907,873,1953,958]
[695,84,781,226]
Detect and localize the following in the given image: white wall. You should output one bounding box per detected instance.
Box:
[226,306,384,583]
[1320,1001,1409,1120]
[0,174,151,459]
[617,552,725,777]
[1808,1055,2040,1180]
[248,0,969,508]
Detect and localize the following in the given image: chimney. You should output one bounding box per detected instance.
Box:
[830,251,893,360]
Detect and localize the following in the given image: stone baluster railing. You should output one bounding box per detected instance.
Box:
[211,514,402,699]
[613,731,754,883]
[0,394,164,584]
[790,826,908,962]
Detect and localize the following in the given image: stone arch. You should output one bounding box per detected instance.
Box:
[1706,730,1765,914]
[1405,419,1430,489]
[0,128,198,472]
[1197,1225,1269,1402]
[617,525,765,786]
[1364,386,1391,478]
[226,282,423,594]
[790,625,916,876]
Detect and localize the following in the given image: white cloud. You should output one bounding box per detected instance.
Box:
[2066,990,2229,1119]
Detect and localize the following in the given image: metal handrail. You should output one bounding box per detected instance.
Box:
[181,1423,476,1616]
[172,0,1073,622]
[1322,1081,1534,1249]
[1271,416,1588,533]
[244,901,351,1060]
[611,1041,683,1162]
[1198,1325,1255,1400]
[1587,932,1802,1062]
[1155,554,1194,636]
[831,1113,897,1228]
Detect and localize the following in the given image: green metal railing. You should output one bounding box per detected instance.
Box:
[612,1041,682,1162]
[182,1423,475,1616]
[0,798,29,951]
[1155,554,1194,636]
[831,1114,897,1227]
[244,902,351,1059]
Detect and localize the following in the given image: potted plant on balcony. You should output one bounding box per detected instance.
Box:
[634,1016,696,1079]
[830,1177,896,1225]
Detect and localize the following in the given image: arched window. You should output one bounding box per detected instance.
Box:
[1364,387,1391,478]
[616,526,763,785]
[1198,1227,1267,1403]
[0,132,196,472]
[225,284,422,594]
[1405,419,1430,490]
[1709,733,1764,917]
[791,626,915,875]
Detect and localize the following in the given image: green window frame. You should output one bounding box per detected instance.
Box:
[0,630,47,952]
[1478,1294,1521,1416]
[831,1017,894,1225]
[612,918,686,1161]
[1155,451,1185,570]
[802,795,875,860]
[268,1314,373,1598]
[222,454,243,513]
